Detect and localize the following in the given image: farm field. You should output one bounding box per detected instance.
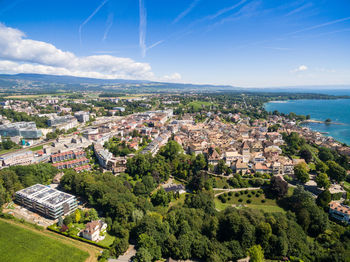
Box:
[0,220,89,262]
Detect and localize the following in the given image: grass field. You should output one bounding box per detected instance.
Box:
[0,220,89,262]
[98,233,115,247]
[215,190,285,213]
[188,101,216,111]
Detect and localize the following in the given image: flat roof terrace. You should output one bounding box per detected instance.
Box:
[16,184,76,209]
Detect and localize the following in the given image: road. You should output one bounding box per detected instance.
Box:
[108,245,136,262]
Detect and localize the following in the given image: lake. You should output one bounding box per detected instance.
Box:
[264,99,350,145]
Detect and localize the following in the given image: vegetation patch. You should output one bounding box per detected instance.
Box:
[0,220,89,262]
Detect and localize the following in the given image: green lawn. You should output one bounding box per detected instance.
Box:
[169,193,187,208]
[30,145,44,151]
[0,220,89,262]
[215,190,285,213]
[98,233,115,247]
[188,101,216,111]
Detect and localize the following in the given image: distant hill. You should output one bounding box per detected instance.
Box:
[0,73,239,93]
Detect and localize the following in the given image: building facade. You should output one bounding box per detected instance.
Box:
[15,184,78,219]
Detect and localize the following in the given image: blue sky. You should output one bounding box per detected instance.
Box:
[0,0,349,87]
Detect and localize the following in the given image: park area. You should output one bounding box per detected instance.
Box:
[214,189,286,213]
[0,220,89,262]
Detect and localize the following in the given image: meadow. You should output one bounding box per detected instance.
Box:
[0,220,89,262]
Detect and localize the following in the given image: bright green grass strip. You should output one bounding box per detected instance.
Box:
[0,220,89,262]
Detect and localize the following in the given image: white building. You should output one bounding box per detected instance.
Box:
[82,220,107,242]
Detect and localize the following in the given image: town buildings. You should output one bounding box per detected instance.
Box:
[0,122,42,139]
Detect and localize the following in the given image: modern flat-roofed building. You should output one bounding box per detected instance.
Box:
[15,184,78,219]
[47,115,78,131]
[0,151,34,167]
[0,122,42,139]
[74,111,90,123]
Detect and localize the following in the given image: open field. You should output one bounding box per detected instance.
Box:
[188,101,217,110]
[214,190,285,213]
[0,219,89,262]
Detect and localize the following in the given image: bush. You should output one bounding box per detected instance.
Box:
[221,198,227,203]
[247,194,252,198]
[246,199,252,204]
[251,191,256,195]
[238,198,243,202]
[255,194,260,198]
[240,191,244,195]
[227,197,231,201]
[235,192,239,197]
[224,193,228,197]
[228,192,233,196]
[261,199,266,203]
[244,190,248,194]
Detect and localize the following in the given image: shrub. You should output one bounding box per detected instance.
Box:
[261,199,266,203]
[235,192,239,197]
[251,191,256,195]
[224,193,228,197]
[227,197,231,201]
[247,194,252,198]
[228,192,233,196]
[255,194,260,198]
[240,191,244,195]
[221,198,227,203]
[238,198,243,202]
[244,190,248,194]
[246,199,252,204]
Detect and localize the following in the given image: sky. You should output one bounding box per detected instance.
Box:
[0,0,350,87]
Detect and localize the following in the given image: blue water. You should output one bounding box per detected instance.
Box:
[264,99,350,145]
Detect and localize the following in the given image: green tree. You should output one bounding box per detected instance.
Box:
[300,148,312,163]
[88,208,99,221]
[137,233,161,260]
[294,163,310,183]
[248,245,264,262]
[133,247,152,262]
[159,140,182,161]
[269,176,288,199]
[319,147,334,162]
[316,189,332,210]
[151,188,171,206]
[326,160,347,182]
[315,161,329,173]
[315,173,330,189]
[74,209,81,223]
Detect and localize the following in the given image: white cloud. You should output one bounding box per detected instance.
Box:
[0,23,181,81]
[292,65,308,72]
[161,72,182,82]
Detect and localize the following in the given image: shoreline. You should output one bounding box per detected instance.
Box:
[301,119,345,125]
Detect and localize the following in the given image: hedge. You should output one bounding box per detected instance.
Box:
[47,225,110,249]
